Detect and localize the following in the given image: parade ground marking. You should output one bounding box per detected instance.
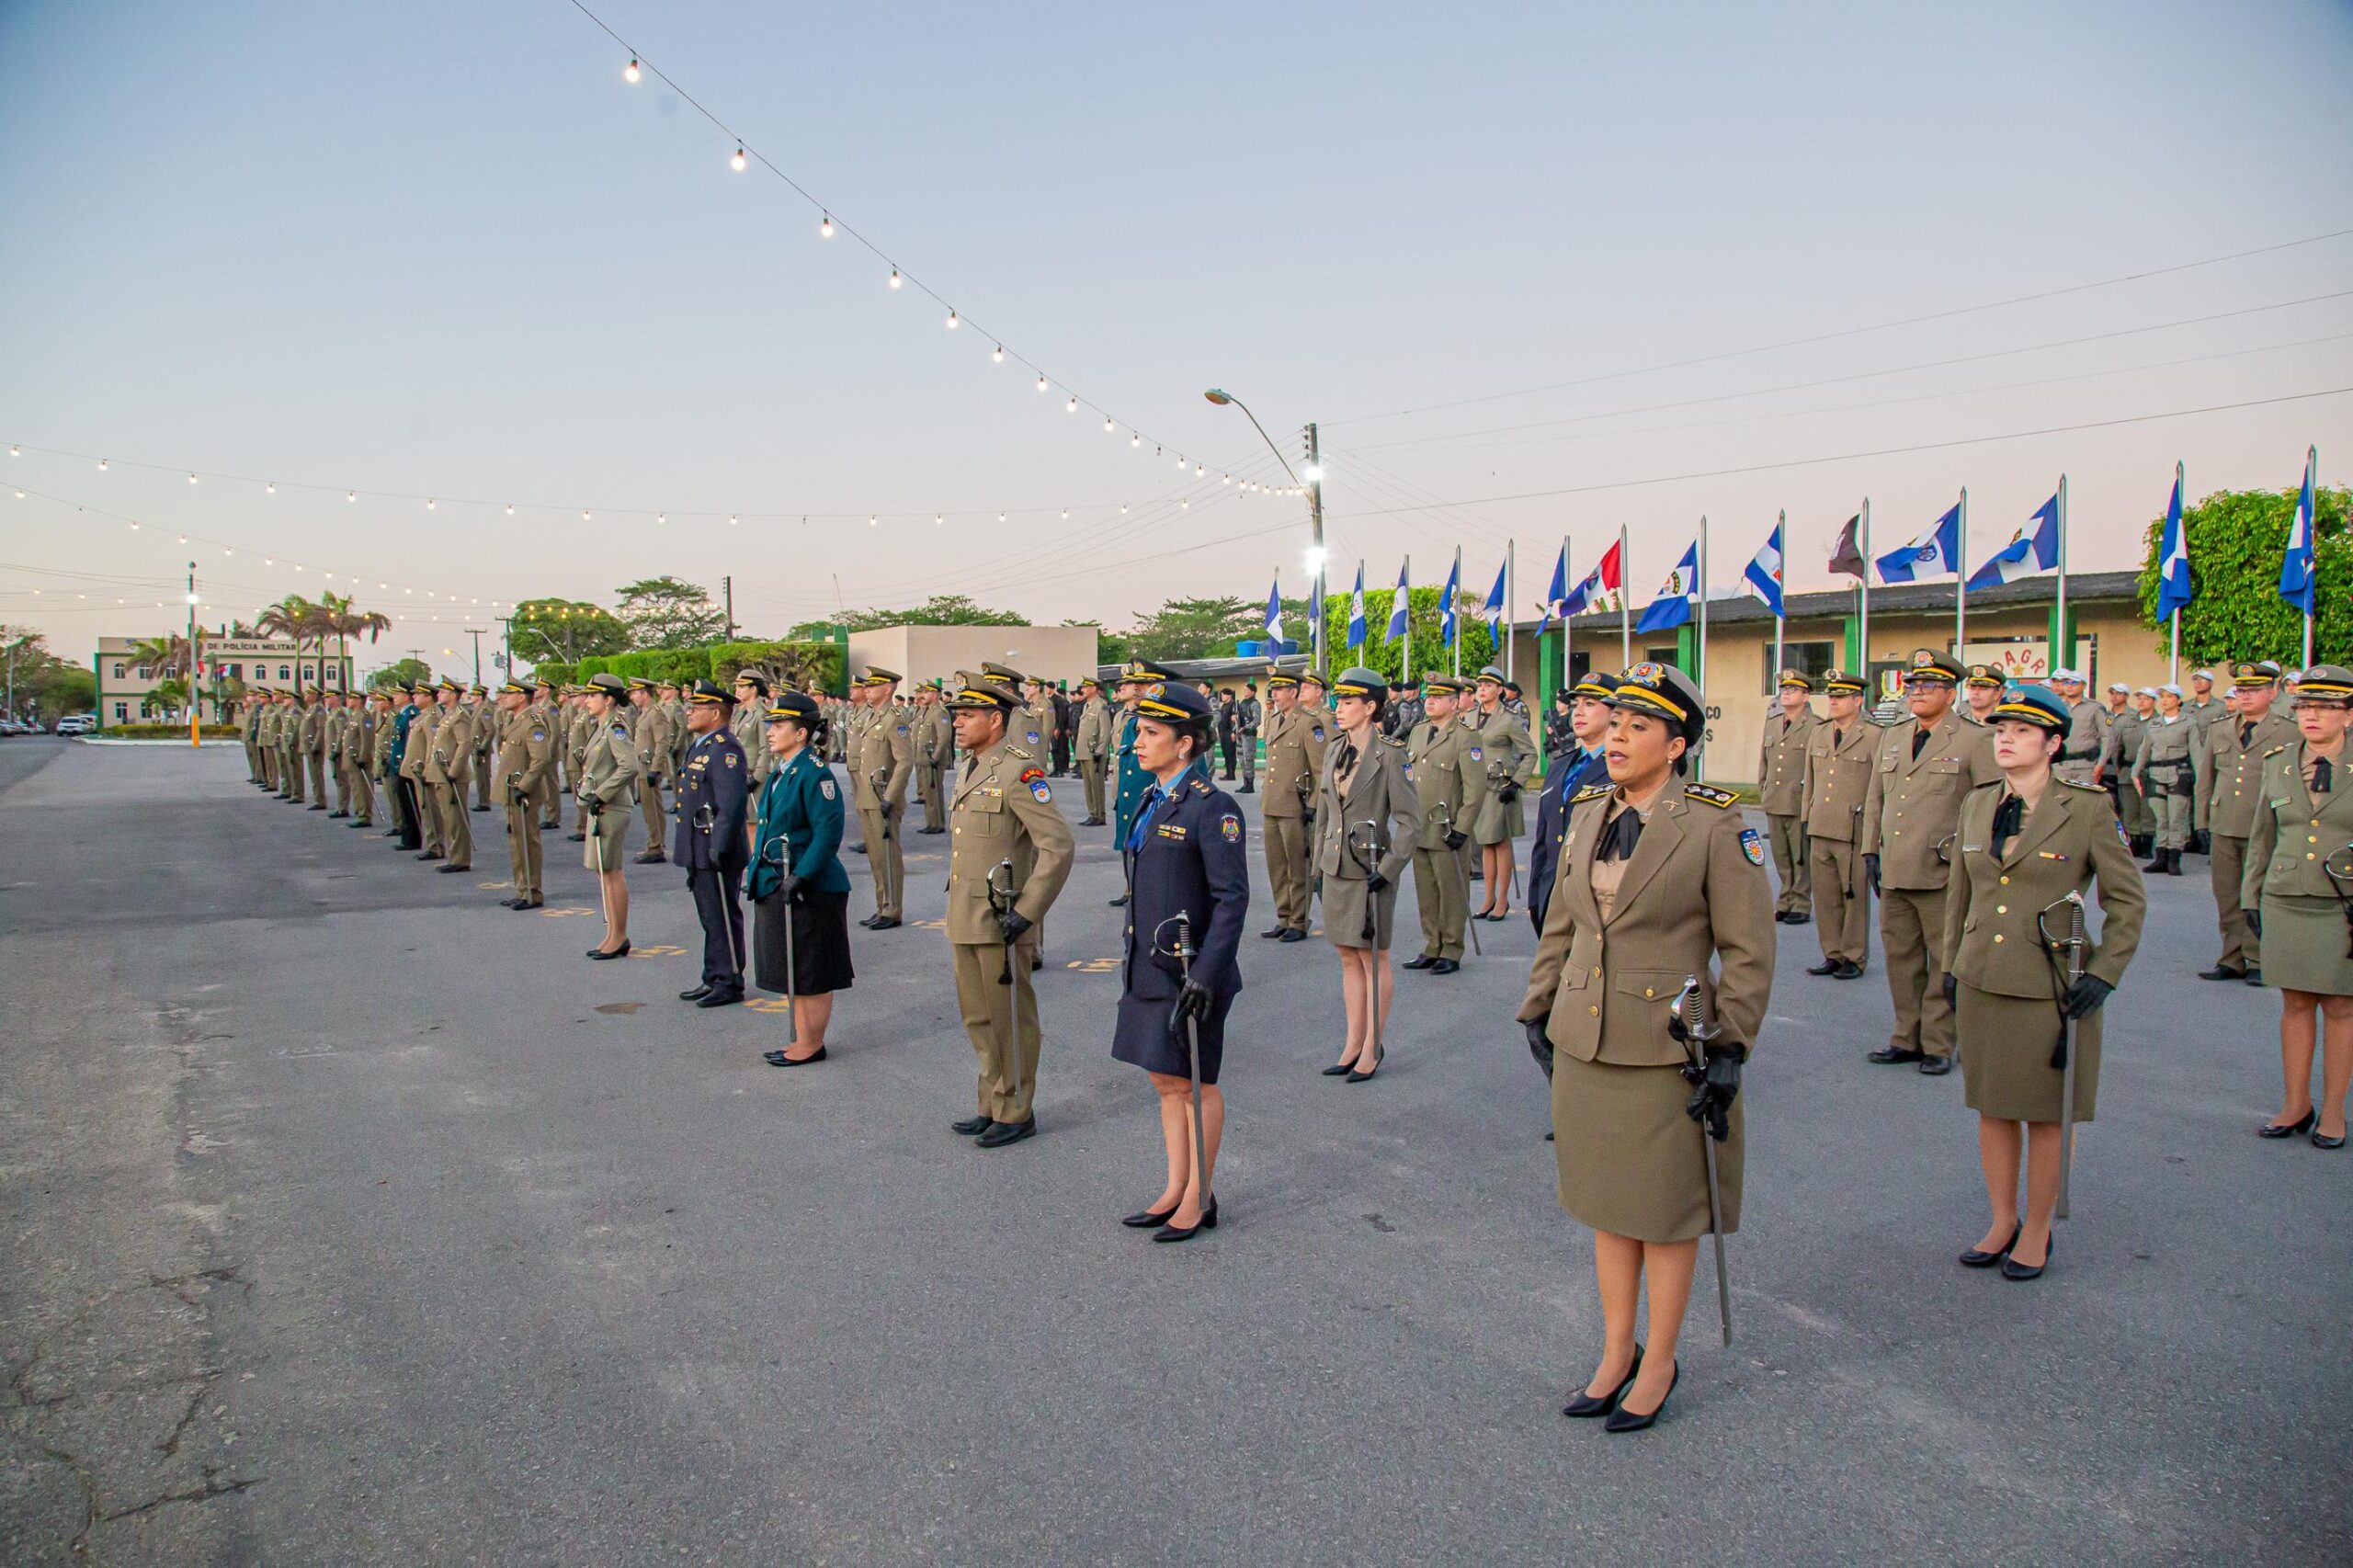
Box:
[744,998,792,1014]
[538,907,598,917]
[912,918,947,929]
[477,880,508,890]
[627,944,687,959]
[1064,958,1119,973]
[594,1001,643,1016]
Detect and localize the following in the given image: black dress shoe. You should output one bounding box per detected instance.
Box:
[1960,1221,2021,1267]
[1154,1196,1218,1243]
[1108,893,1129,907]
[499,897,525,909]
[1403,954,1438,971]
[437,863,471,873]
[1868,1045,1926,1065]
[1917,1054,1953,1075]
[2199,964,2245,981]
[763,1046,826,1066]
[696,987,743,1009]
[567,832,586,842]
[1279,928,1307,943]
[2245,969,2263,985]
[2261,1109,2317,1139]
[1805,959,1840,976]
[1259,925,1288,938]
[2001,1235,2052,1280]
[416,850,443,861]
[951,1114,994,1136]
[586,941,631,960]
[858,914,880,928]
[975,1118,1036,1148]
[307,804,327,812]
[1602,1360,1678,1433]
[472,803,489,812]
[329,810,348,819]
[1832,961,1864,980]
[1238,783,1254,793]
[1320,1059,1358,1076]
[1771,910,1790,924]
[2314,1129,2347,1150]
[1429,959,1460,975]
[1563,1346,1643,1418]
[1782,912,1810,925]
[633,850,665,865]
[1122,1202,1179,1228]
[1078,817,1104,827]
[513,897,543,911]
[681,983,713,1002]
[869,915,902,930]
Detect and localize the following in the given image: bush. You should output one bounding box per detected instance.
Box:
[708,640,840,693]
[104,723,241,738]
[530,659,575,688]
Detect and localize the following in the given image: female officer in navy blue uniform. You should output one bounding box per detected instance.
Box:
[746,691,853,1065]
[1115,681,1249,1242]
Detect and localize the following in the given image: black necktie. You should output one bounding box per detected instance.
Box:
[1596,806,1643,863]
[2316,758,2334,795]
[2241,722,2254,749]
[1989,793,2023,858]
[1912,727,1931,760]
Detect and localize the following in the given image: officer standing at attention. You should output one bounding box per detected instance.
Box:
[301,685,329,809]
[531,679,563,831]
[578,674,642,960]
[1314,668,1421,1082]
[276,687,303,802]
[943,671,1075,1148]
[745,690,854,1065]
[1961,664,2006,726]
[1110,660,1178,906]
[852,668,915,930]
[1466,665,1537,923]
[2186,669,2228,854]
[322,688,348,816]
[1387,676,1426,742]
[1024,677,1060,772]
[1943,684,2143,1281]
[1529,671,1620,939]
[926,679,957,835]
[2243,664,2353,1147]
[1859,651,1999,1074]
[627,678,671,865]
[1257,664,1325,940]
[1236,680,1261,793]
[732,672,774,792]
[494,680,553,910]
[469,684,495,812]
[427,677,476,872]
[1756,671,1819,925]
[1404,675,1474,975]
[239,690,264,785]
[2201,661,2297,984]
[565,687,595,840]
[908,678,938,831]
[674,680,751,1007]
[2052,669,2109,788]
[347,687,378,827]
[2131,684,2195,875]
[1072,676,1110,825]
[1518,662,1773,1431]
[2113,687,2158,856]
[387,686,422,849]
[1802,670,1874,978]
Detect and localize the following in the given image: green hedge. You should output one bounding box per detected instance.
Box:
[105,723,241,738]
[530,659,575,688]
[572,642,841,692]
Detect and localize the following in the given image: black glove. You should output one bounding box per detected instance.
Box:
[1683,1044,1745,1142]
[1498,783,1520,804]
[1171,977,1213,1027]
[1864,852,1881,894]
[779,872,803,905]
[2244,907,2262,939]
[1523,1017,1555,1077]
[2062,974,2113,1020]
[1366,871,1390,894]
[996,909,1032,947]
[1444,829,1467,850]
[1942,971,1958,1008]
[583,793,603,817]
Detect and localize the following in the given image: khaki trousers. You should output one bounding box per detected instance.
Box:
[2151,790,2189,850]
[280,745,303,801]
[1411,844,1469,960]
[506,794,542,899]
[347,762,374,825]
[435,780,472,868]
[307,750,326,802]
[1078,757,1107,821]
[639,770,667,856]
[260,747,278,789]
[2211,832,2259,971]
[859,805,904,917]
[1880,884,1953,1060]
[409,775,442,852]
[1265,813,1312,930]
[244,739,262,782]
[925,765,949,831]
[953,939,1041,1123]
[474,758,493,810]
[2115,778,2151,836]
[1766,812,1810,915]
[1808,838,1870,966]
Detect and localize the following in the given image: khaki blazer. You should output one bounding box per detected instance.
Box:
[577,710,642,806]
[1313,732,1420,884]
[855,702,915,811]
[1860,710,2000,890]
[946,738,1074,942]
[1801,718,1876,841]
[1756,706,1817,816]
[1260,705,1327,820]
[429,703,475,785]
[502,706,555,802]
[1944,779,2144,997]
[2244,744,2353,903]
[2200,710,2299,837]
[1518,779,1775,1063]
[1406,718,1473,851]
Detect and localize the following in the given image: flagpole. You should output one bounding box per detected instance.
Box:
[1618,524,1631,666]
[1955,486,1969,657]
[1452,544,1462,679]
[1506,539,1517,685]
[2054,472,2070,676]
[2305,445,2319,669]
[1695,515,1710,783]
[1859,498,1871,688]
[2167,463,2182,686]
[1561,533,1574,696]
[1773,508,1787,678]
[1401,555,1412,689]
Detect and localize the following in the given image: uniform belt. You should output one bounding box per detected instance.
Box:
[2063,747,2099,761]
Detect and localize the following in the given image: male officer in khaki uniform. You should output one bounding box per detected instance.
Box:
[1023,678,1059,773]
[907,680,938,831]
[495,680,553,908]
[402,686,441,856]
[1961,663,2004,726]
[1073,677,1112,826]
[942,671,1074,1147]
[296,686,326,808]
[852,668,915,928]
[1802,669,1876,977]
[1756,669,1818,922]
[345,690,379,828]
[272,688,299,801]
[2133,683,2196,874]
[1859,650,2000,1073]
[468,684,494,811]
[320,689,347,815]
[426,678,475,871]
[2188,669,2233,854]
[2200,660,2297,983]
[627,677,670,864]
[923,681,956,834]
[1403,675,1474,972]
[2109,685,2156,855]
[841,677,872,853]
[1258,665,1326,940]
[239,692,263,784]
[2052,669,2109,787]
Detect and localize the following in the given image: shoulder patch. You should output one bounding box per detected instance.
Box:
[1684,783,1738,808]
[1018,767,1046,785]
[1738,826,1767,865]
[1572,783,1613,803]
[1221,812,1242,842]
[611,722,630,738]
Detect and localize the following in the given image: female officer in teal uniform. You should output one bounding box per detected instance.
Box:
[747,691,853,1065]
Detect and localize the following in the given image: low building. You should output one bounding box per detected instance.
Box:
[93,633,353,729]
[846,624,1098,691]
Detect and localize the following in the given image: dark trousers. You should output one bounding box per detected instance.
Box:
[1052,734,1072,776]
[1219,737,1238,778]
[688,863,747,991]
[393,777,425,849]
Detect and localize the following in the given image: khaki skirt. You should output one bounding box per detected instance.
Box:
[1552,1053,1743,1243]
[1321,873,1403,950]
[583,801,632,870]
[2256,893,2353,995]
[1957,983,2099,1124]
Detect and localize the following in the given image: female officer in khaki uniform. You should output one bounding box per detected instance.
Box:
[1467,665,1537,921]
[1315,668,1420,1083]
[2242,664,2353,1149]
[577,674,643,960]
[1942,684,2144,1280]
[1518,662,1772,1432]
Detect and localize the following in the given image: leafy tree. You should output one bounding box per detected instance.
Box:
[1311,584,1497,681]
[786,594,1028,639]
[616,576,727,650]
[513,597,629,665]
[368,657,434,692]
[2137,483,2353,666]
[26,665,94,722]
[1123,596,1265,662]
[1066,619,1125,665]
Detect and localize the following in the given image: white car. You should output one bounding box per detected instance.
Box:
[53,714,95,735]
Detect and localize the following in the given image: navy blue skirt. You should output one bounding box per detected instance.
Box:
[1112,990,1233,1084]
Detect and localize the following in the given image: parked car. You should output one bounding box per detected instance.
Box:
[53,714,96,735]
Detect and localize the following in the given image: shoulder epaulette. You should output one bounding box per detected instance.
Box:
[1005,744,1034,760]
[1380,733,1406,749]
[1572,783,1613,804]
[1190,777,1211,795]
[1684,783,1738,808]
[1970,777,2004,791]
[2056,776,2106,791]
[2263,744,2289,757]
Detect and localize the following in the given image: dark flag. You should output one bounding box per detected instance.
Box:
[1827,514,1866,580]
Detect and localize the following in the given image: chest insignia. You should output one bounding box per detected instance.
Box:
[1221,813,1242,842]
[1155,822,1188,839]
[2040,850,2070,861]
[1738,827,1766,865]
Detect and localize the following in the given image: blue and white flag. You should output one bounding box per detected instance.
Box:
[1876,503,1961,584]
[1634,540,1699,635]
[1743,519,1785,618]
[1964,494,2060,591]
[2156,468,2193,620]
[2280,448,2317,618]
[1264,576,1284,642]
[1346,563,1367,649]
[1440,557,1461,646]
[1386,560,1410,642]
[1542,543,1570,623]
[1481,560,1507,627]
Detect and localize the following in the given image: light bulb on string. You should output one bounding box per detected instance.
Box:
[1181,499,1190,509]
[266,482,276,494]
[582,510,591,521]
[347,491,356,502]
[1176,455,1186,470]
[1195,464,1204,476]
[945,310,959,329]
[130,520,139,530]
[991,345,1004,362]
[98,458,108,470]
[6,445,15,457]
[868,515,877,527]
[657,513,666,525]
[188,472,198,484]
[1061,509,1069,519]
[732,146,746,171]
[888,268,903,289]
[426,498,437,509]
[1036,375,1048,393]
[728,514,738,526]
[506,504,514,515]
[1131,433,1139,448]
[1103,417,1114,434]
[624,57,641,83]
[1065,396,1077,414]
[819,213,833,237]
[997,513,1006,523]
[935,514,944,526]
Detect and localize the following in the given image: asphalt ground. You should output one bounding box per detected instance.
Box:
[2,737,2347,1565]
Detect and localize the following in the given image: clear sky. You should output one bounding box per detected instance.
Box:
[5,0,2350,669]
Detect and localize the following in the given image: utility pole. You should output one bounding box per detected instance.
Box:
[186,561,199,744]
[722,575,736,643]
[1304,423,1327,676]
[463,628,489,686]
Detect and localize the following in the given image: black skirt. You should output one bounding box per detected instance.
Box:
[1112,989,1232,1084]
[752,888,855,997]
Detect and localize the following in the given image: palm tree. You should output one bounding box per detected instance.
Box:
[256,595,327,684]
[316,592,392,690]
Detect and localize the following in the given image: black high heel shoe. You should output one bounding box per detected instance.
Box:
[1602,1359,1677,1433]
[2313,1127,2347,1150]
[2001,1233,2052,1281]
[1347,1043,1385,1084]
[1154,1196,1217,1243]
[1563,1345,1642,1418]
[586,939,631,961]
[1960,1221,2022,1268]
[1321,1058,1358,1077]
[1121,1202,1179,1229]
[2259,1108,2317,1139]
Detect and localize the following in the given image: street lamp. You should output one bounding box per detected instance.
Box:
[1205,388,1326,674]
